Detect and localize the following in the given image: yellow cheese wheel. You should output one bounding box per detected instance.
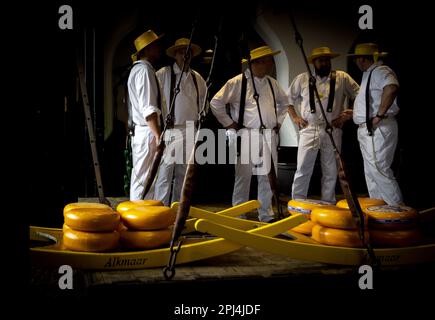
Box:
[62,225,120,252]
[120,229,172,249]
[311,224,369,248]
[369,229,423,247]
[64,208,120,232]
[311,205,368,230]
[364,205,419,230]
[291,220,315,235]
[121,206,176,230]
[63,202,112,214]
[287,199,332,217]
[336,197,386,210]
[116,200,164,213]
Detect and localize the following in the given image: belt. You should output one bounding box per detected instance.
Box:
[358,115,395,128]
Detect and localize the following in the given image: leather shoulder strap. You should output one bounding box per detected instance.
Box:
[308,73,316,113]
[191,70,200,113]
[237,74,247,129]
[366,66,378,136]
[327,70,336,112]
[266,78,277,121]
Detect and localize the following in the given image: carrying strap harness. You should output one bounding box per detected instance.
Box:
[237,74,277,129]
[237,74,248,129]
[309,70,336,113]
[169,65,200,128]
[365,66,378,136]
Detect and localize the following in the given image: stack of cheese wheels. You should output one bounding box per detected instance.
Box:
[336,197,386,210]
[116,201,175,250]
[63,203,120,252]
[116,199,164,213]
[287,199,332,235]
[311,205,369,248]
[364,205,421,247]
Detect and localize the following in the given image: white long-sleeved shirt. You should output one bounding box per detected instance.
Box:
[210,70,289,129]
[287,70,360,124]
[127,60,162,126]
[156,63,207,125]
[353,62,400,124]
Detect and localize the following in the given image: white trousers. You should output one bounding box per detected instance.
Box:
[130,126,156,200]
[357,118,403,205]
[292,124,342,203]
[228,129,278,222]
[154,128,188,206]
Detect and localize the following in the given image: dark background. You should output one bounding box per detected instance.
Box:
[1,1,435,304]
[7,0,435,296]
[21,1,435,222]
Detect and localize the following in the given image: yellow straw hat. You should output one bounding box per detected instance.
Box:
[347,43,388,61]
[131,30,164,61]
[307,47,340,63]
[166,38,202,58]
[242,45,281,63]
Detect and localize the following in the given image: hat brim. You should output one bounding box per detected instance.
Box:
[166,43,202,59]
[241,50,281,63]
[132,34,165,59]
[308,53,340,63]
[347,52,388,57]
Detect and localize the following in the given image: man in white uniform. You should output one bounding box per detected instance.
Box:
[287,47,359,203]
[211,46,288,222]
[349,43,403,205]
[155,38,207,206]
[128,30,164,200]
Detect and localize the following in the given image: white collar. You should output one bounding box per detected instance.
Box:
[366,61,382,73]
[173,62,190,74]
[134,59,154,70]
[244,69,267,82]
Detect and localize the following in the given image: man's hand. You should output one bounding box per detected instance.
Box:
[273,123,281,133]
[293,116,308,129]
[331,117,344,128]
[225,122,239,130]
[341,109,353,120]
[332,109,353,128]
[371,116,383,128]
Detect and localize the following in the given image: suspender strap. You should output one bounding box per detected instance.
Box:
[169,65,176,128]
[237,74,247,129]
[309,70,336,113]
[266,78,277,122]
[237,75,277,129]
[366,66,378,136]
[190,70,200,113]
[309,73,316,113]
[326,70,336,112]
[169,65,200,126]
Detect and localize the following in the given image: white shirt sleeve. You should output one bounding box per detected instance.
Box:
[210,78,239,128]
[343,72,360,100]
[374,66,399,89]
[287,74,303,106]
[271,78,289,125]
[135,67,161,120]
